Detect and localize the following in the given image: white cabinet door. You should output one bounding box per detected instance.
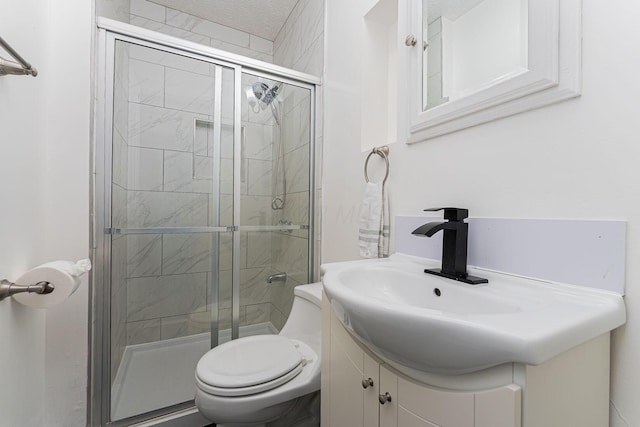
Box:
[379,365,398,427]
[328,318,366,426]
[397,409,439,427]
[397,376,474,427]
[364,352,382,427]
[474,385,521,427]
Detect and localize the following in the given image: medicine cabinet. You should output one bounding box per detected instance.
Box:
[396,0,582,143]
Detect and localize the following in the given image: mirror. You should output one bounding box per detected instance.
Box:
[398,0,582,143]
[422,0,528,111]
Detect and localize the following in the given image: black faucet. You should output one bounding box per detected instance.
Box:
[412,208,488,285]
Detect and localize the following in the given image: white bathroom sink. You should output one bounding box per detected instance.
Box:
[321,253,626,374]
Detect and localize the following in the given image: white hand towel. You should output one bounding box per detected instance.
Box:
[380,184,389,257]
[359,182,389,258]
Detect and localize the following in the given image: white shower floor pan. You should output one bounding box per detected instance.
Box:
[111,322,278,422]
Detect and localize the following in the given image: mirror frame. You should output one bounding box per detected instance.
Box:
[398,0,582,143]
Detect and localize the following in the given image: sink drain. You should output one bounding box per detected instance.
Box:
[433,288,441,297]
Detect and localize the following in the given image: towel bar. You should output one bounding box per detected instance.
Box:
[364,145,389,185]
[0,36,38,77]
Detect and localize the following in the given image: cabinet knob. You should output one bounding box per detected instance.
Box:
[405,34,417,47]
[362,377,374,389]
[378,392,392,404]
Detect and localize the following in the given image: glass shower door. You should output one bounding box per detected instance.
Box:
[236,72,313,336]
[98,30,317,426]
[108,39,236,422]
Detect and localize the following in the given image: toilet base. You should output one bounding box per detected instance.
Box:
[196,394,294,425]
[217,424,266,427]
[265,391,319,427]
[200,392,319,427]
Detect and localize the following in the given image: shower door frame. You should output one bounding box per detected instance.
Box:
[90,18,319,427]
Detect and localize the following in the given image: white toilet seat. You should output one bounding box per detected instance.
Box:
[194,283,322,425]
[196,335,311,397]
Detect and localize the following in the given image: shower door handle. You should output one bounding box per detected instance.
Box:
[240,126,246,183]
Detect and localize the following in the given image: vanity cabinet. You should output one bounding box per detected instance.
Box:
[321,292,611,427]
[322,295,521,427]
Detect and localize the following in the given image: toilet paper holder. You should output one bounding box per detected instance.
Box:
[0,279,54,301]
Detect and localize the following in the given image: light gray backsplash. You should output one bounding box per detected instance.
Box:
[395,215,627,294]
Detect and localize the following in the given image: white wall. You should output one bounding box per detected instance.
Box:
[0,2,48,425]
[324,0,640,425]
[41,1,92,424]
[0,0,92,426]
[361,0,398,151]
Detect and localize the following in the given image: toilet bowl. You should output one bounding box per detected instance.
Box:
[195,282,322,426]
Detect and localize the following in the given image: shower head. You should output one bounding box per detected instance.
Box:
[245,80,283,125]
[250,81,281,107]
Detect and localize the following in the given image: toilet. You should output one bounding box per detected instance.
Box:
[195,282,322,426]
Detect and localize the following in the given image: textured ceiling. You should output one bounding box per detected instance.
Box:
[149,0,300,40]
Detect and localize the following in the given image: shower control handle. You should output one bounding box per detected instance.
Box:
[362,378,374,389]
[405,34,417,47]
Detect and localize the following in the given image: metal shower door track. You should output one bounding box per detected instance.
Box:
[97,17,321,86]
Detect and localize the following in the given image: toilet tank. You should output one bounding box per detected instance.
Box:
[279,283,322,351]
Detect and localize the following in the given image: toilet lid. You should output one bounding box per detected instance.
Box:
[196,335,303,389]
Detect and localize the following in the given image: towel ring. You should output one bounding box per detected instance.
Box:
[364,145,390,185]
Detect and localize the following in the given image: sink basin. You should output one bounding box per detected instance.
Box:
[321,253,626,375]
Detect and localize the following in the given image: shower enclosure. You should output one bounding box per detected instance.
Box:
[91,20,318,426]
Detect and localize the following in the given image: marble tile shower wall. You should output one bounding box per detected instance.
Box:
[270,86,312,329]
[217,73,283,333]
[273,0,324,77]
[111,48,278,351]
[107,0,324,349]
[270,0,325,327]
[129,0,274,63]
[125,0,281,338]
[119,43,217,348]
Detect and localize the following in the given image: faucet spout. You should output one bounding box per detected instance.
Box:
[412,221,457,238]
